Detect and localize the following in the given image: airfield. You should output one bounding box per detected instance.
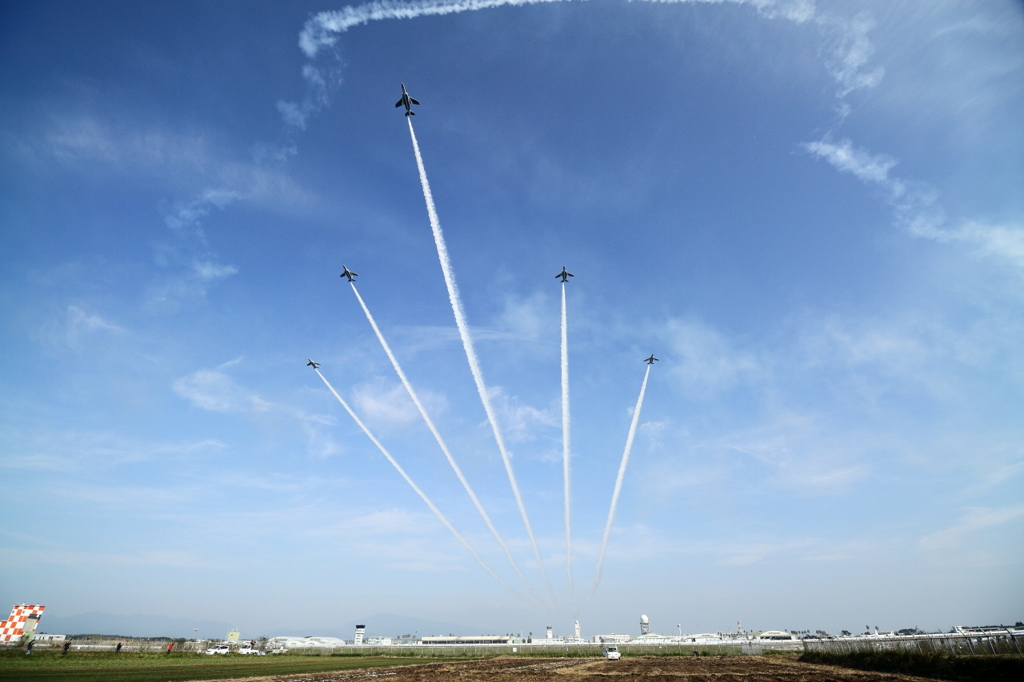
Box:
[0,654,955,682]
[189,656,944,682]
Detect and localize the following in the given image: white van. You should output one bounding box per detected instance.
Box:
[603,646,621,660]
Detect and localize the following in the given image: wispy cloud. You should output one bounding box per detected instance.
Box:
[351,379,423,426]
[0,546,214,569]
[659,318,763,399]
[919,505,1024,550]
[172,369,271,413]
[804,138,1024,271]
[488,387,557,444]
[713,414,871,491]
[803,138,897,184]
[817,11,885,98]
[18,115,318,311]
[299,509,472,571]
[65,305,122,350]
[0,429,226,472]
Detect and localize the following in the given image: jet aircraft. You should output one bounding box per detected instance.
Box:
[307,359,320,369]
[556,267,574,283]
[395,83,420,116]
[340,265,358,282]
[644,354,659,365]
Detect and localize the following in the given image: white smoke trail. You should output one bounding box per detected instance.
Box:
[585,363,652,606]
[299,0,817,59]
[406,117,558,609]
[348,281,544,607]
[313,367,526,601]
[301,0,563,57]
[560,282,573,607]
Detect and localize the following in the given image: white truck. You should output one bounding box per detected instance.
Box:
[603,646,621,660]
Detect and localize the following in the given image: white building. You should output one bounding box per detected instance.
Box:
[420,635,523,645]
[267,636,347,649]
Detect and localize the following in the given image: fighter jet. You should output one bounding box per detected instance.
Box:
[340,265,358,282]
[307,359,320,369]
[644,354,659,365]
[556,267,574,283]
[395,83,420,116]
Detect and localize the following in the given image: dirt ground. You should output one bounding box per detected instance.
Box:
[221,656,939,682]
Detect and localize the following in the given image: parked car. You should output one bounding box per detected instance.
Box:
[239,645,265,655]
[204,644,230,655]
[603,646,621,660]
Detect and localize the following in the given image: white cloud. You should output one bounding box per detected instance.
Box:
[919,505,1024,551]
[192,260,239,281]
[817,11,885,97]
[31,116,312,206]
[803,139,897,185]
[660,318,763,398]
[299,509,469,571]
[924,221,1024,271]
[19,115,317,311]
[715,415,871,492]
[0,429,226,472]
[351,379,421,426]
[801,314,931,377]
[494,292,549,342]
[38,116,208,170]
[66,305,122,349]
[172,369,270,413]
[804,138,1024,272]
[488,387,557,444]
[0,546,213,569]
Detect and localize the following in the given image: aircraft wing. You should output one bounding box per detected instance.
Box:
[396,99,404,107]
[409,97,420,105]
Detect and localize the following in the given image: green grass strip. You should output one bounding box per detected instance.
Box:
[0,653,414,682]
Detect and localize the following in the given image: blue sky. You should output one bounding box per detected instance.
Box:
[1,0,1022,639]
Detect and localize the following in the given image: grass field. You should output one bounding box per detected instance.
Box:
[0,650,464,682]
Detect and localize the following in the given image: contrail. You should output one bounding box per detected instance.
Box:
[406,117,558,609]
[313,367,527,601]
[585,362,653,606]
[299,1,816,59]
[560,282,573,607]
[348,281,543,607]
[301,0,563,57]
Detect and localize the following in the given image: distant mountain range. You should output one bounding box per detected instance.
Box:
[38,611,478,640]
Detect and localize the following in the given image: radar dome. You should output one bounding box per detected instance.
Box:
[640,615,649,624]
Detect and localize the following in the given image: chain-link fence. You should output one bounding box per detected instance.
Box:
[802,630,1023,658]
